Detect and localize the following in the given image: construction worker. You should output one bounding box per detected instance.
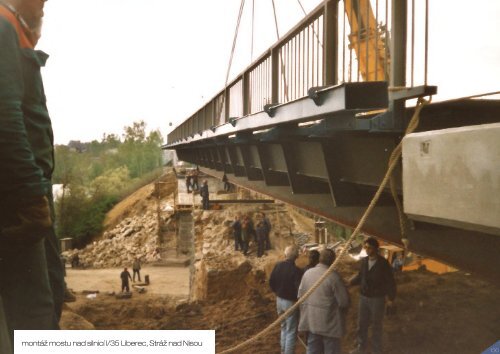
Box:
[240,215,250,255]
[261,212,272,250]
[0,0,64,352]
[349,237,396,354]
[71,253,80,268]
[132,257,142,282]
[185,173,192,193]
[269,245,303,354]
[255,221,266,257]
[231,214,242,251]
[200,180,209,210]
[192,169,199,191]
[222,173,230,192]
[392,253,404,273]
[120,268,132,293]
[298,249,350,354]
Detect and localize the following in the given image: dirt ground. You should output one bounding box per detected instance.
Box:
[64,266,500,354]
[62,171,500,354]
[65,266,190,296]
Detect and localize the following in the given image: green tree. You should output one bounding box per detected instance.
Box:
[54,120,164,247]
[90,166,130,198]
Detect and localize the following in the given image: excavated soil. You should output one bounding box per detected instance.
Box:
[63,170,500,354]
[65,268,500,353]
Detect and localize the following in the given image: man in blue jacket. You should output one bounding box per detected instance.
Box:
[0,0,64,351]
[349,237,396,354]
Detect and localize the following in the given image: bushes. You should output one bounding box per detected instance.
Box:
[53,121,164,247]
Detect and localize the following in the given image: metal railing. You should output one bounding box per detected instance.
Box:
[168,0,430,144]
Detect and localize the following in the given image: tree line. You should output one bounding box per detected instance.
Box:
[53,121,164,247]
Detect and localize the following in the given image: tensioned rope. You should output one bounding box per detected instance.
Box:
[251,0,255,61]
[270,0,289,102]
[439,90,500,102]
[296,0,324,48]
[217,0,246,121]
[219,97,430,354]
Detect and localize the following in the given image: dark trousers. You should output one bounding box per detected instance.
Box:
[202,197,209,210]
[0,239,60,350]
[241,240,249,255]
[264,232,271,250]
[0,193,64,354]
[257,235,265,257]
[45,228,65,322]
[122,281,130,292]
[307,333,340,354]
[224,182,230,191]
[133,269,141,282]
[234,234,242,251]
[357,295,385,354]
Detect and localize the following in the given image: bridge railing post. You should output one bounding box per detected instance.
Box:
[224,87,230,123]
[271,47,280,104]
[243,72,250,116]
[323,0,338,86]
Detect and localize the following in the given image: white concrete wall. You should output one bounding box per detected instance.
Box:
[402,122,500,236]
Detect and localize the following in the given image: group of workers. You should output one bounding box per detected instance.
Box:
[184,169,210,210]
[231,212,272,257]
[185,169,199,193]
[270,238,396,354]
[120,257,142,293]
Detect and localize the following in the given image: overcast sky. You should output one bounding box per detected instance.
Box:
[38,0,500,145]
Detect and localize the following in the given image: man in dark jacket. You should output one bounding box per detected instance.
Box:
[349,237,396,354]
[120,268,132,293]
[261,212,272,250]
[0,1,64,352]
[269,245,303,354]
[222,173,230,192]
[231,215,242,251]
[255,221,266,257]
[200,180,209,210]
[185,174,192,192]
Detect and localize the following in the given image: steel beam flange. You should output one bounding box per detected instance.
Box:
[264,103,279,117]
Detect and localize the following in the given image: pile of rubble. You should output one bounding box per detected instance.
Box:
[190,203,312,301]
[63,209,167,268]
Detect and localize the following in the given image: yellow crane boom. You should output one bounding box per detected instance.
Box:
[344,0,389,81]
